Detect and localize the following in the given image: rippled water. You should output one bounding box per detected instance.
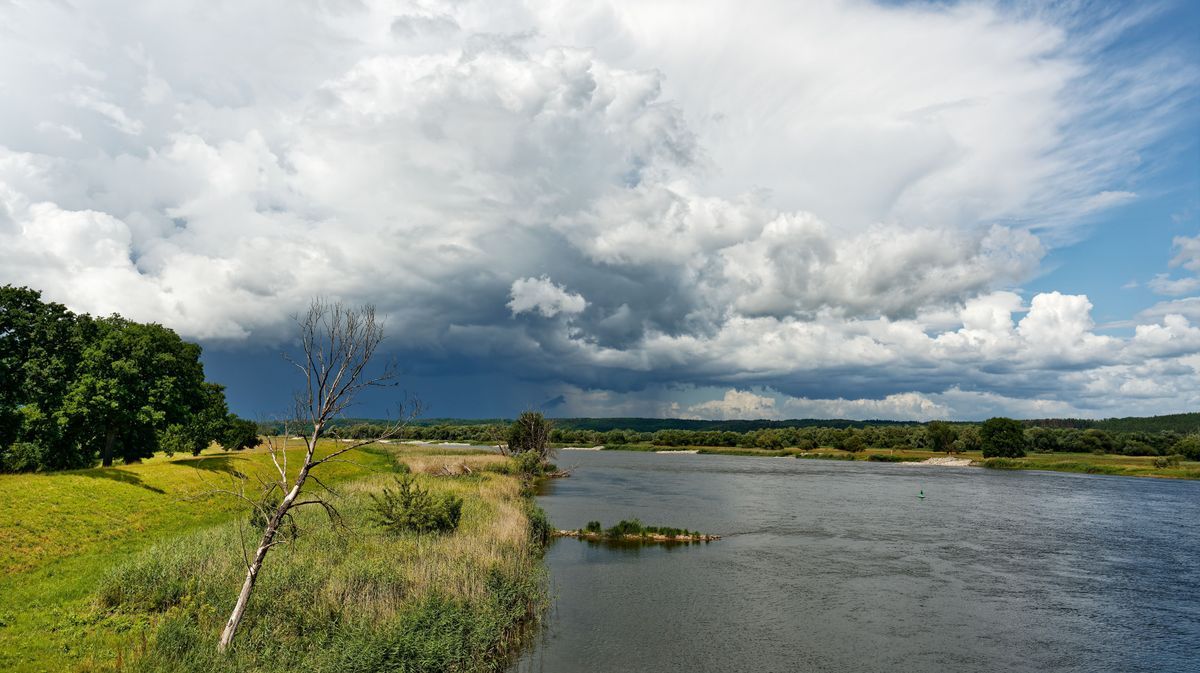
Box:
[511,451,1200,673]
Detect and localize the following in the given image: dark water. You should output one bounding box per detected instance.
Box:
[511,451,1200,673]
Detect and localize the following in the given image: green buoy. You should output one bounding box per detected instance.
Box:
[917,490,925,499]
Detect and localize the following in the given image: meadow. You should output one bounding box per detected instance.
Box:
[0,441,545,672]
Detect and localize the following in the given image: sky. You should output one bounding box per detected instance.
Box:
[1,0,1198,421]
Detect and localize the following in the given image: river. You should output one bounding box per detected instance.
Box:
[510,451,1200,673]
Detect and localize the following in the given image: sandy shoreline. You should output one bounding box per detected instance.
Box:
[898,456,976,467]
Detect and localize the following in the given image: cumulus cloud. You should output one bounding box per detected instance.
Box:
[687,389,778,420]
[0,0,1196,418]
[508,276,587,317]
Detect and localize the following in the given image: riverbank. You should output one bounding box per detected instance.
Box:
[600,444,1200,479]
[554,529,720,542]
[0,441,546,672]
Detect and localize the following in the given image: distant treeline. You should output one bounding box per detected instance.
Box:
[314,417,1200,459]
[370,413,1200,435]
[1025,413,1200,434]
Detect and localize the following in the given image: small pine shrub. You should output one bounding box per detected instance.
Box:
[369,476,463,535]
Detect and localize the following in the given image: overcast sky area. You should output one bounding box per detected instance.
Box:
[1,0,1198,421]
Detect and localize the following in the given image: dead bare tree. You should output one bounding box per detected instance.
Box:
[217,298,414,653]
[501,410,555,463]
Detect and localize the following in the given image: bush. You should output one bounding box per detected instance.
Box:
[981,457,1024,470]
[1154,455,1183,468]
[527,504,551,548]
[369,476,463,535]
[0,442,47,472]
[513,450,544,476]
[221,416,262,451]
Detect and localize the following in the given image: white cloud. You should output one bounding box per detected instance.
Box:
[1170,233,1200,272]
[687,389,778,420]
[1148,234,1200,295]
[0,1,1195,417]
[508,276,587,317]
[1148,274,1200,296]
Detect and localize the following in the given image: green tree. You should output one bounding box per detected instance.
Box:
[925,421,957,453]
[0,286,94,470]
[506,411,554,462]
[1174,435,1200,461]
[951,424,982,453]
[981,417,1027,458]
[221,415,263,451]
[1025,426,1060,453]
[62,317,209,466]
[159,382,230,456]
[840,432,866,453]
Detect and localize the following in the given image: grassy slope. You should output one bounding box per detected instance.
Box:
[600,444,1200,478]
[0,441,516,672]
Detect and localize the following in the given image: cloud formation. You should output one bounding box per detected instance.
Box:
[0,0,1197,419]
[508,277,587,318]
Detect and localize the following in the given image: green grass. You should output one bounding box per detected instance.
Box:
[0,441,541,672]
[980,453,1200,479]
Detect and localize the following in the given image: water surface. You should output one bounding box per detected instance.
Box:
[512,451,1200,673]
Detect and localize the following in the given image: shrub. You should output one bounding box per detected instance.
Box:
[527,504,551,548]
[0,442,47,472]
[981,457,1024,470]
[1154,454,1183,468]
[369,476,463,535]
[221,416,262,451]
[604,519,645,539]
[583,520,602,534]
[513,450,544,476]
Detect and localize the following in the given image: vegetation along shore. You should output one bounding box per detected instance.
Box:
[326,414,1200,480]
[0,440,550,673]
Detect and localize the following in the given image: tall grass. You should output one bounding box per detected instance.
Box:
[89,455,547,672]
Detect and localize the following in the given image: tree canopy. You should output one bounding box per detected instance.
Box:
[981,417,1027,458]
[925,421,957,453]
[1,285,243,471]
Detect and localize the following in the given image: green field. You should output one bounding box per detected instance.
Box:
[0,441,541,672]
[600,444,1200,478]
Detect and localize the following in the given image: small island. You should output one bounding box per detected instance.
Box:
[555,519,721,543]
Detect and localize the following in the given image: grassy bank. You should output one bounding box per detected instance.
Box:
[978,453,1200,479]
[600,444,1200,478]
[0,441,545,672]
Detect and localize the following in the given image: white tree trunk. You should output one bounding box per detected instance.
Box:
[217,464,309,652]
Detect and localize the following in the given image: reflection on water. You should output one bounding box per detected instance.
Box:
[513,451,1200,673]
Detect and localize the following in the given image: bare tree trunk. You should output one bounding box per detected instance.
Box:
[218,459,309,653]
[102,428,116,467]
[215,300,410,654]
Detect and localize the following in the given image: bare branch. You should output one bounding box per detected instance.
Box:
[216,298,420,654]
